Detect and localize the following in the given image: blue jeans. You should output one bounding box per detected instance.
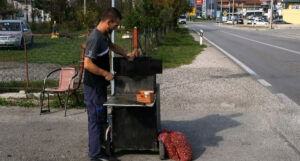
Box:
[84,85,107,159]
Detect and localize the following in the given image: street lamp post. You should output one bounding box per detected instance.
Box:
[269,0,274,29]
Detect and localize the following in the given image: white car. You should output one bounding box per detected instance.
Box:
[178,16,187,24]
[0,20,33,48]
[254,19,268,25]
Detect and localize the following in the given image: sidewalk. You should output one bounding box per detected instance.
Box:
[0,33,300,161]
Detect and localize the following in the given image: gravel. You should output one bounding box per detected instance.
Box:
[1,32,300,161]
[0,62,61,82]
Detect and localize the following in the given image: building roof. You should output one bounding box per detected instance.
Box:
[0,20,25,23]
[283,0,300,2]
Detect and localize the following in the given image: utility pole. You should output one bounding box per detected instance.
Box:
[221,0,222,18]
[202,0,207,18]
[254,2,256,17]
[30,0,33,22]
[25,0,28,22]
[269,0,274,29]
[232,0,235,24]
[111,0,115,95]
[232,0,234,15]
[210,0,212,18]
[228,0,231,19]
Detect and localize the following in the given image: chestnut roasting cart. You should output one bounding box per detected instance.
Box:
[103,57,166,159]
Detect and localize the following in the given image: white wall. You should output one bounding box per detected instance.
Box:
[8,0,51,23]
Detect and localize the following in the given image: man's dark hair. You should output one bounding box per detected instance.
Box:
[101,7,122,22]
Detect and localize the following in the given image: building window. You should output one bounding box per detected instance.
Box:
[292,5,300,9]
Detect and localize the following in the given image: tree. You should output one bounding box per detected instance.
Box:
[170,0,191,25]
[32,0,68,24]
[0,0,19,19]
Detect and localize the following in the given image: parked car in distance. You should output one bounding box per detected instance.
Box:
[0,20,33,49]
[247,17,268,25]
[254,19,268,25]
[236,18,244,24]
[225,13,243,24]
[178,15,187,24]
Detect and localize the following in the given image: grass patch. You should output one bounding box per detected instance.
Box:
[0,80,59,93]
[0,98,36,107]
[16,100,36,107]
[0,30,132,65]
[0,36,85,65]
[0,92,85,108]
[0,98,10,106]
[0,28,204,67]
[0,80,58,88]
[49,94,85,109]
[151,27,205,68]
[115,31,132,53]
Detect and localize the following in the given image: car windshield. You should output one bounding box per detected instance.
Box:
[0,22,21,31]
[180,16,186,19]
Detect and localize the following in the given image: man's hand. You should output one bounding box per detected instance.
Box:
[104,72,114,81]
[126,49,137,61]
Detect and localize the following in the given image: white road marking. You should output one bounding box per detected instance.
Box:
[258,79,272,87]
[220,31,300,55]
[189,25,299,106]
[203,36,258,77]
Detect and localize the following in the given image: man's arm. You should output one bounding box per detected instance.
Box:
[84,57,114,81]
[110,43,136,61]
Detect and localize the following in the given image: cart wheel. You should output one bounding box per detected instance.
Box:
[159,140,166,160]
[105,141,114,156]
[104,126,114,156]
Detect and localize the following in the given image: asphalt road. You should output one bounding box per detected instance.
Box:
[187,22,300,105]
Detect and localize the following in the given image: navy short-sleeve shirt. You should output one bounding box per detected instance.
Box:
[84,29,112,88]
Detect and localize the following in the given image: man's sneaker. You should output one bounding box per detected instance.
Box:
[90,158,109,161]
[90,155,110,161]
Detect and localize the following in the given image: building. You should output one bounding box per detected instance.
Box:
[282,0,300,24]
[189,0,195,6]
[218,0,262,14]
[6,0,50,23]
[217,0,283,19]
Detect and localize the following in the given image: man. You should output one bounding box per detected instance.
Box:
[83,8,135,161]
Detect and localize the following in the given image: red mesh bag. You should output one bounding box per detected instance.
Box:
[158,131,180,161]
[170,132,193,161]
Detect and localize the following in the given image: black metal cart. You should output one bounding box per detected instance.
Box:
[103,57,165,159]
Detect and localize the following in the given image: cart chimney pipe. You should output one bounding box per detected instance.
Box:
[132,27,138,56]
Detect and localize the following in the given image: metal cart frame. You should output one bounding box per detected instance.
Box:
[103,76,165,159]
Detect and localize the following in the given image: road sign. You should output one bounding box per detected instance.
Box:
[188,7,196,16]
[196,0,203,5]
[223,11,228,16]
